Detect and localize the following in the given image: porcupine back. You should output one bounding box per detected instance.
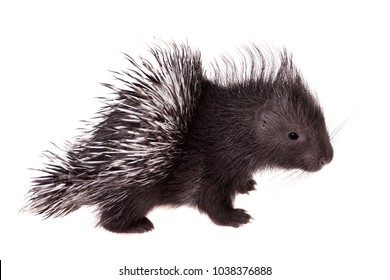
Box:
[25,43,203,218]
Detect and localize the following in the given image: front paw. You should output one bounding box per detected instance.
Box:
[238,178,257,194]
[210,208,253,228]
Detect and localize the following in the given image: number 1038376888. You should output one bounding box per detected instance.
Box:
[212,266,272,276]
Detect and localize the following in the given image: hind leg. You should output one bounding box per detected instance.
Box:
[101,215,154,234]
[98,200,154,234]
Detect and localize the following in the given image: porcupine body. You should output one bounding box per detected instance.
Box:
[25,42,334,233]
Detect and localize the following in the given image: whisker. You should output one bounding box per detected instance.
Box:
[330,110,360,141]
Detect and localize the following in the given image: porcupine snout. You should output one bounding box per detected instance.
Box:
[319,145,333,166]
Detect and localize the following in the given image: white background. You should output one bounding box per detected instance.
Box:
[1,0,389,279]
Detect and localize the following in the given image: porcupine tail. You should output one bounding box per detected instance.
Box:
[24,42,204,219]
[24,145,89,218]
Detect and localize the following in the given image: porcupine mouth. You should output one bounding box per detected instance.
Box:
[302,159,331,172]
[304,165,323,172]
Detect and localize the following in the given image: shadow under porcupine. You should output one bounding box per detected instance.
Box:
[24,42,333,233]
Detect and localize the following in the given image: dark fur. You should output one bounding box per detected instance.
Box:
[25,43,333,233]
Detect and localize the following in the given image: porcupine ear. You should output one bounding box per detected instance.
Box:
[256,96,288,131]
[256,100,273,130]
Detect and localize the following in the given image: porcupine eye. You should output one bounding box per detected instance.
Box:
[288,132,299,140]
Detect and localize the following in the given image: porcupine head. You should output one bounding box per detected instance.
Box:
[23,42,333,234]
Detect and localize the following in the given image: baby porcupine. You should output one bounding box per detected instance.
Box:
[24,42,334,233]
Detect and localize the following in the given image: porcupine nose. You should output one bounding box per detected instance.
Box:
[319,144,334,167]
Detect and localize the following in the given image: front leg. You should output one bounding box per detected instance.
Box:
[237,178,257,194]
[209,207,252,228]
[197,179,252,228]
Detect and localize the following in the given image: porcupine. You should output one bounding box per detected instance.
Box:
[24,42,334,233]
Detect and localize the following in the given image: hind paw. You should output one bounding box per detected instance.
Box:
[125,217,154,233]
[102,217,154,234]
